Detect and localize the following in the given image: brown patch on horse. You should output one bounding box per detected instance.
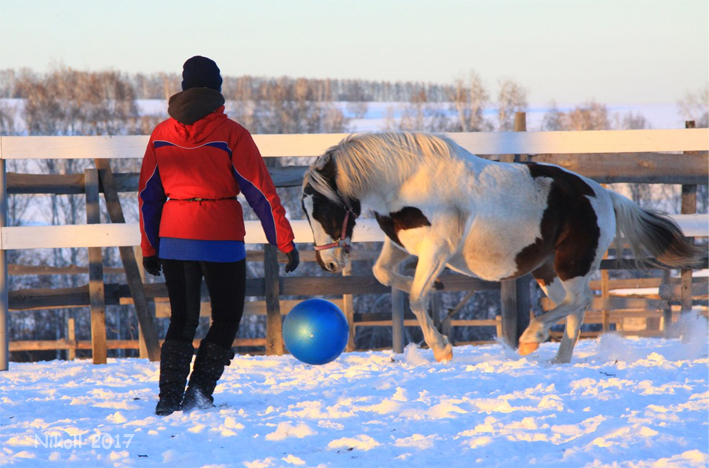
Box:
[375,207,431,247]
[531,258,557,287]
[511,163,600,281]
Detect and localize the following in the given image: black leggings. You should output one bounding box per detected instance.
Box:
[161,259,246,349]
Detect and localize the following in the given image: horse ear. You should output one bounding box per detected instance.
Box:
[350,198,362,216]
[316,153,337,181]
[315,151,332,169]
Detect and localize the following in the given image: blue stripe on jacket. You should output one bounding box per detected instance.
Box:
[139,165,166,253]
[230,165,278,246]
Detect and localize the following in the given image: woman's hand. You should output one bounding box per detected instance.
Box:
[142,256,162,276]
[285,248,300,273]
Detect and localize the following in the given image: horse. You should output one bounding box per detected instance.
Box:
[301,132,703,364]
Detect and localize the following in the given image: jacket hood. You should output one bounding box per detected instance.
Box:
[168,88,225,124]
[166,88,227,142]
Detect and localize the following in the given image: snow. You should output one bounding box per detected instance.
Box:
[1,313,707,468]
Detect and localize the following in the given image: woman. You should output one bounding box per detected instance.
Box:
[139,56,299,415]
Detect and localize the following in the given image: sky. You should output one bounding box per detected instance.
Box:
[0,0,707,105]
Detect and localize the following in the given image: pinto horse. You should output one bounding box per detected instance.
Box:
[301,132,702,364]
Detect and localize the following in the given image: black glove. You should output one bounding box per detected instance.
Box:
[285,248,300,273]
[142,256,161,277]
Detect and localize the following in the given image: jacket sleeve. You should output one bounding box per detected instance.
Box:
[138,135,167,258]
[230,130,296,253]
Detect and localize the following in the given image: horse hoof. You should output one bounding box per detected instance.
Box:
[518,342,539,356]
[434,343,453,362]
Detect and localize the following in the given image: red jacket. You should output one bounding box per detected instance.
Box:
[139,94,295,258]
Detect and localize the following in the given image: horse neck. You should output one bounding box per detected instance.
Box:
[458,148,495,170]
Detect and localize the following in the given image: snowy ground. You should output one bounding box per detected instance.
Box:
[1,314,708,468]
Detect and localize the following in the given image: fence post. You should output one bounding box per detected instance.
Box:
[680,121,697,316]
[0,156,8,371]
[431,293,442,330]
[440,301,453,340]
[133,246,149,359]
[264,244,284,355]
[263,155,285,356]
[661,270,673,336]
[391,283,405,354]
[86,169,107,364]
[500,278,532,347]
[94,159,160,361]
[499,112,531,348]
[67,317,76,361]
[343,264,356,352]
[600,253,611,332]
[389,261,406,353]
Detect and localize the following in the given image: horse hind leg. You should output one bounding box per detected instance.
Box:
[519,181,616,363]
[548,194,614,363]
[520,228,607,363]
[552,298,587,364]
[518,259,566,356]
[519,274,593,363]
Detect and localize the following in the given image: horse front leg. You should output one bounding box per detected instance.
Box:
[408,241,453,362]
[372,237,415,293]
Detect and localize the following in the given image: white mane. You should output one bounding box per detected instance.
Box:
[303,132,465,203]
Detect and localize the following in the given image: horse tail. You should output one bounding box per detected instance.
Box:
[609,191,705,269]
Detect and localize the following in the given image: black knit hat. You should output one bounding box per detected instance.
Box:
[181,56,222,91]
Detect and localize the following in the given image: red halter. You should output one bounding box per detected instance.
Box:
[313,209,353,254]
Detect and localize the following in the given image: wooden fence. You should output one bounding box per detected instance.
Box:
[1,121,707,370]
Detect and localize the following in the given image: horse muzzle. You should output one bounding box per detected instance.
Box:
[315,249,350,274]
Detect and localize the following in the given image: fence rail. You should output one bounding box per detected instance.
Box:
[1,124,708,370]
[2,129,707,159]
[2,215,706,251]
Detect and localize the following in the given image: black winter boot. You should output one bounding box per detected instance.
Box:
[155,340,194,416]
[181,341,234,412]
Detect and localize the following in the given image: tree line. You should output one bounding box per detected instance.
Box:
[0,68,490,102]
[0,67,529,135]
[2,67,706,137]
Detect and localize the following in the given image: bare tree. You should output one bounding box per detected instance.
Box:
[616,111,650,131]
[564,101,611,131]
[16,66,139,136]
[678,86,708,128]
[346,81,369,119]
[0,101,21,135]
[541,100,611,131]
[496,78,528,131]
[398,89,428,131]
[447,71,492,132]
[226,75,347,135]
[541,101,564,131]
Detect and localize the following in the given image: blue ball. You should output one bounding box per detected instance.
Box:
[282,299,349,365]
